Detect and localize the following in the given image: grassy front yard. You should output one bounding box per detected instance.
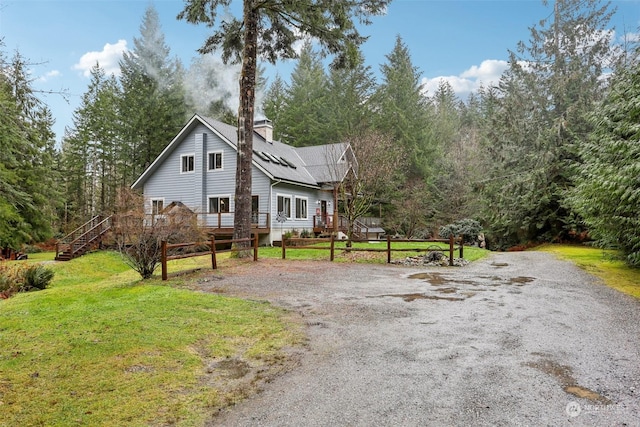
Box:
[0,252,303,426]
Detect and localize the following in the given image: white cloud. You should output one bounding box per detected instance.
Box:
[37,69,61,82]
[73,39,128,77]
[421,59,508,99]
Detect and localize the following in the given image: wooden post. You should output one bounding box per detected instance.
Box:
[387,235,392,264]
[211,236,217,270]
[253,233,258,261]
[282,234,286,259]
[449,235,454,266]
[459,237,464,259]
[161,240,168,280]
[330,234,335,261]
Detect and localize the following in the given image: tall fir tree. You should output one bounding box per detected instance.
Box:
[278,41,329,146]
[480,0,617,248]
[179,0,391,253]
[372,36,434,181]
[324,49,376,142]
[119,5,188,184]
[572,49,640,266]
[0,48,61,247]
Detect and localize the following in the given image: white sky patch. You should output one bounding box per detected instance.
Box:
[421,59,508,99]
[73,39,128,77]
[37,69,61,82]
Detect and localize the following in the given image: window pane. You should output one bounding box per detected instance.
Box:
[209,197,219,213]
[215,153,222,169]
[220,197,229,213]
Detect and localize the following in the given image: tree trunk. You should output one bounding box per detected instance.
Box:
[233,1,258,256]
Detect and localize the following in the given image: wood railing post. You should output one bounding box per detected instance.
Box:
[459,237,464,259]
[330,234,335,261]
[211,236,217,270]
[253,233,258,261]
[161,240,168,280]
[449,235,454,266]
[282,234,286,259]
[387,235,392,264]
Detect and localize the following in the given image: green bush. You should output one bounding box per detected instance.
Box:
[0,263,54,297]
[21,264,54,291]
[439,219,483,244]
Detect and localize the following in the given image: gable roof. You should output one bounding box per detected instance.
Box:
[131,114,350,190]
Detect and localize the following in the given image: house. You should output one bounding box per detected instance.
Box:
[131,114,355,245]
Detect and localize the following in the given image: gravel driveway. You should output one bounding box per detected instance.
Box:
[195,251,640,426]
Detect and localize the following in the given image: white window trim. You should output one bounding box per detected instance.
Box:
[208,195,232,214]
[276,194,293,219]
[207,150,223,171]
[181,153,195,174]
[294,196,308,220]
[150,198,165,215]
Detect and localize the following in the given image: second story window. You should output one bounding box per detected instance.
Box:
[208,151,223,170]
[181,154,194,173]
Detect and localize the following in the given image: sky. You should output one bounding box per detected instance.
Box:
[2,0,640,144]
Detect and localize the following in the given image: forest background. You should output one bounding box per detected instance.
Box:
[1,0,639,266]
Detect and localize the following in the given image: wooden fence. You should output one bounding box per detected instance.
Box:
[160,234,258,280]
[282,235,464,265]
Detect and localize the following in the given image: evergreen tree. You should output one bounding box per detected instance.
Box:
[262,74,287,140]
[573,53,640,266]
[324,49,376,142]
[119,5,188,184]
[278,41,329,146]
[179,0,390,253]
[481,0,617,248]
[0,48,60,248]
[61,64,121,224]
[372,36,434,181]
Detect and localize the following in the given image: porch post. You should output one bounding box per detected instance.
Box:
[333,185,338,232]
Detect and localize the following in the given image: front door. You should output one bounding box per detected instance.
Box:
[251,195,259,225]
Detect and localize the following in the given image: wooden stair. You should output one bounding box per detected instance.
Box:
[55,215,112,261]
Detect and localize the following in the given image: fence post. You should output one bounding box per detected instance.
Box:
[253,233,258,262]
[282,234,286,259]
[459,237,464,259]
[330,234,335,261]
[449,235,454,266]
[387,235,392,264]
[211,236,217,270]
[161,240,168,280]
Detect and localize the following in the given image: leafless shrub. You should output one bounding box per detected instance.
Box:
[113,188,205,279]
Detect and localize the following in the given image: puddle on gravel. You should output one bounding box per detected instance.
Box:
[408,272,478,287]
[408,272,447,285]
[491,262,509,268]
[510,276,534,285]
[524,359,612,404]
[370,293,467,302]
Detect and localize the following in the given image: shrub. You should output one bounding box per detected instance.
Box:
[0,263,53,298]
[439,219,483,244]
[21,264,55,291]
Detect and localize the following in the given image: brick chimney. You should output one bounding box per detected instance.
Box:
[254,119,273,143]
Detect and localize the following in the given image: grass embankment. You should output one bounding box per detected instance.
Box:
[535,244,640,299]
[0,252,303,427]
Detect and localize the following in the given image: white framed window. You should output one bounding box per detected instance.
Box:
[295,196,308,219]
[181,154,195,173]
[209,196,230,213]
[151,199,164,215]
[208,151,223,170]
[277,194,292,219]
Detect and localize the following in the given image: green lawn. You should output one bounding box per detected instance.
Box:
[0,251,303,427]
[535,244,640,299]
